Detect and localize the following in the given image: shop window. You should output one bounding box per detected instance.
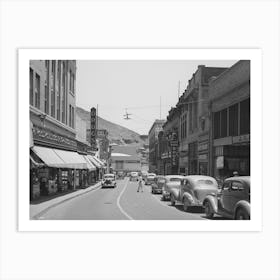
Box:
[240,98,250,135]
[221,108,228,138]
[213,111,220,139]
[229,103,238,136]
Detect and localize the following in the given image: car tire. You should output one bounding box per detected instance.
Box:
[162,195,165,201]
[183,198,189,212]
[205,201,214,219]
[170,194,176,206]
[236,208,250,220]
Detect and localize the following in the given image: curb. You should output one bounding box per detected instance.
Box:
[31,182,101,220]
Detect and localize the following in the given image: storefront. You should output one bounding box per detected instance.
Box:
[198,140,209,175]
[30,146,90,198]
[188,141,198,175]
[213,137,250,179]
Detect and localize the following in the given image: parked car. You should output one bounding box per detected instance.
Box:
[151,176,165,194]
[203,176,250,220]
[145,173,156,185]
[101,174,117,188]
[130,172,139,181]
[116,171,125,179]
[170,175,218,212]
[161,175,184,201]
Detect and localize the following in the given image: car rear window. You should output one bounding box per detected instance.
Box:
[169,178,181,182]
[197,179,214,185]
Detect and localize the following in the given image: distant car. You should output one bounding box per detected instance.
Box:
[130,172,139,181]
[101,174,117,188]
[170,175,218,212]
[151,176,165,194]
[161,175,184,201]
[116,171,125,179]
[203,176,250,220]
[145,173,156,185]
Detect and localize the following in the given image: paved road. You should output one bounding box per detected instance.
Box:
[39,178,206,220]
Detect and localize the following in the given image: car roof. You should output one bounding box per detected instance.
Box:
[104,173,114,176]
[165,175,184,179]
[148,173,156,176]
[225,176,250,184]
[182,175,217,183]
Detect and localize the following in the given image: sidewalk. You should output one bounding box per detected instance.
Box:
[30,182,101,219]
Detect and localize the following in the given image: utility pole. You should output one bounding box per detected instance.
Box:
[160,96,162,119]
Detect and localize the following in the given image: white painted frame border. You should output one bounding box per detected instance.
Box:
[18,48,262,232]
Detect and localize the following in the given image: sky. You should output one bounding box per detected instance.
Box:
[76,60,236,135]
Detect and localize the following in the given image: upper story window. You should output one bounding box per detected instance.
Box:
[34,74,40,109]
[213,98,250,140]
[29,68,33,106]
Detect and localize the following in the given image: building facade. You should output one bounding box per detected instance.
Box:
[209,60,250,179]
[159,107,180,175]
[29,60,99,200]
[148,119,165,173]
[178,65,228,175]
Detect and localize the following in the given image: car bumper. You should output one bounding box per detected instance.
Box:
[152,189,162,194]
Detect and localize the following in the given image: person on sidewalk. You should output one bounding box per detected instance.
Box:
[137,176,144,193]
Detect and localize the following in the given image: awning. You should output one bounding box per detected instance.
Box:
[87,155,103,169]
[82,155,96,171]
[53,149,88,169]
[32,146,87,169]
[94,156,105,167]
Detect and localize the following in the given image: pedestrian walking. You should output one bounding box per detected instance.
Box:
[137,176,144,192]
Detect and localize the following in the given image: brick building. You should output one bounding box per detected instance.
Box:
[209,60,250,179]
[178,65,228,175]
[148,119,165,173]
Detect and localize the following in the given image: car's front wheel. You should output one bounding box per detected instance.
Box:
[205,201,214,219]
[183,198,189,212]
[170,194,176,206]
[236,208,250,220]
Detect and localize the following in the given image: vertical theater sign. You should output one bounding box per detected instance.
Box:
[90,107,97,150]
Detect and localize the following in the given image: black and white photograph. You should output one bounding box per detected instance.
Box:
[28,58,251,221]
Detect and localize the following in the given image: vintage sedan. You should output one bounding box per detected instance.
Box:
[203,176,250,220]
[130,172,139,181]
[161,175,184,201]
[145,173,156,185]
[101,174,117,188]
[151,176,165,194]
[170,175,218,212]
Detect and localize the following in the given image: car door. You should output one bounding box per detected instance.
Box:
[226,181,246,214]
[178,179,186,201]
[218,181,232,215]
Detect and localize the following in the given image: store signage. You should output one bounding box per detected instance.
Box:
[33,125,76,149]
[216,156,224,169]
[232,134,250,144]
[198,142,208,152]
[90,107,97,148]
[198,154,208,160]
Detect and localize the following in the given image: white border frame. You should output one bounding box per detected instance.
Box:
[19,48,262,232]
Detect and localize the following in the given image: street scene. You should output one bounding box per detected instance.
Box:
[29,59,250,220]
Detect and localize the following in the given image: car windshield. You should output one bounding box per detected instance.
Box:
[148,176,155,179]
[158,179,165,183]
[104,175,114,179]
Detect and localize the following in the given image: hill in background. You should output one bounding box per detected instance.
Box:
[76,106,147,146]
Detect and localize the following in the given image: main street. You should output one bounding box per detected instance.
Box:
[37,178,206,220]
